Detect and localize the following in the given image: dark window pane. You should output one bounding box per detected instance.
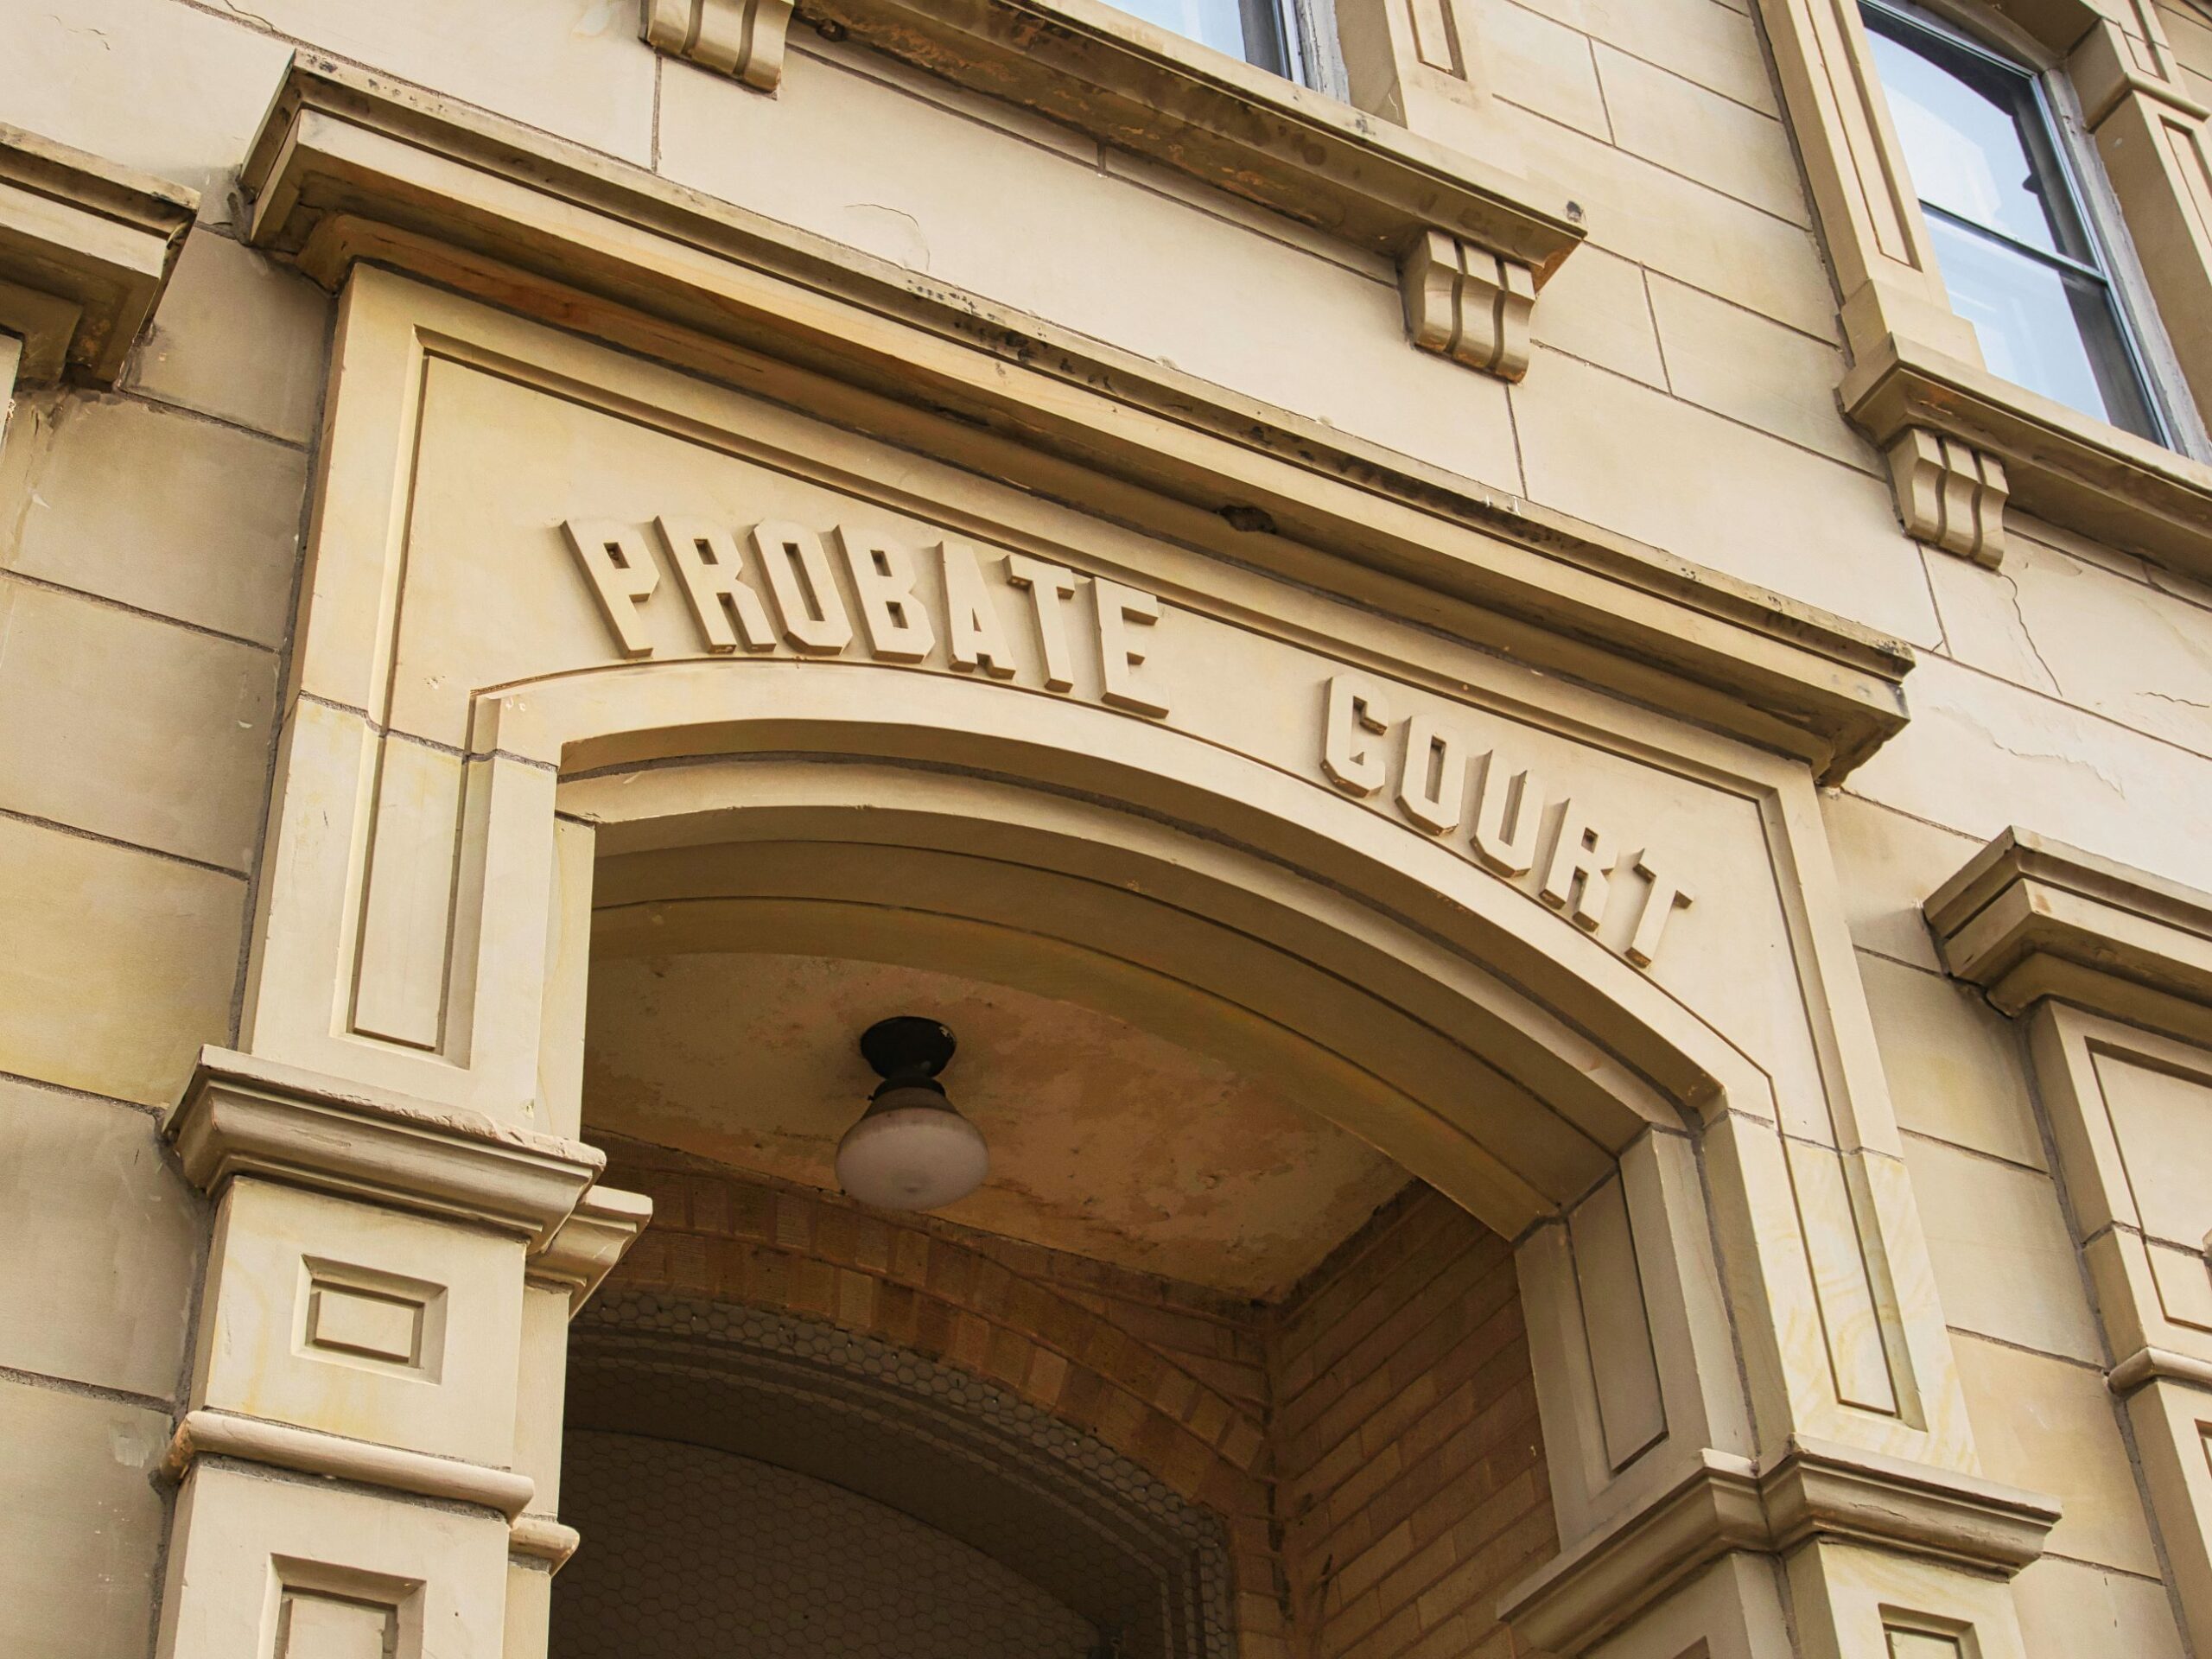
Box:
[1923,214,2158,439]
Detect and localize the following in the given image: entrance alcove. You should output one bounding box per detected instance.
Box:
[550,936,1557,1659]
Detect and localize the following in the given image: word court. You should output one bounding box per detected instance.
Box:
[561,515,1172,716]
[1320,674,1695,969]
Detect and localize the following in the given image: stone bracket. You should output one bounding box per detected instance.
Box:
[1499,1440,2059,1656]
[165,1046,605,1249]
[640,0,793,92]
[1398,230,1535,381]
[1883,427,2007,568]
[0,122,196,385]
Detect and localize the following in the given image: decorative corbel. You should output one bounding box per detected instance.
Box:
[641,0,794,92]
[1884,427,2007,567]
[1399,229,1535,381]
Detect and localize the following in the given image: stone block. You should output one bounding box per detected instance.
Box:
[205,0,654,166]
[194,1178,528,1466]
[1900,1134,2100,1363]
[655,44,1523,490]
[1820,792,1978,975]
[1528,245,1666,388]
[1511,108,1835,340]
[156,1458,510,1659]
[0,0,292,224]
[0,578,278,869]
[1,391,306,647]
[0,1376,169,1659]
[1856,952,2045,1170]
[2011,1555,2185,1659]
[0,814,244,1106]
[1508,0,1779,114]
[0,1079,202,1397]
[1512,347,1936,645]
[124,229,331,445]
[1645,273,1874,469]
[1952,1332,2161,1577]
[1593,44,1808,223]
[1850,652,2212,886]
[1481,0,1611,137]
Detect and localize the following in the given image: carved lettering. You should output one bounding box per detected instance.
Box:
[1005,554,1083,692]
[654,516,776,653]
[559,516,1172,722]
[1627,851,1694,969]
[1318,677,1693,967]
[563,519,660,658]
[1397,714,1467,835]
[752,519,854,655]
[836,527,935,664]
[1321,674,1392,798]
[1541,804,1618,932]
[1095,579,1169,716]
[939,538,1018,678]
[1471,754,1545,877]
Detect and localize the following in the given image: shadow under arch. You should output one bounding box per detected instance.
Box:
[499,658,1779,1236]
[562,1287,1237,1659]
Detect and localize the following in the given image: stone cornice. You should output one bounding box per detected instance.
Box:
[1499,1441,2059,1655]
[238,60,1911,784]
[1925,828,2212,1039]
[0,123,196,384]
[1843,331,2212,580]
[166,1047,604,1249]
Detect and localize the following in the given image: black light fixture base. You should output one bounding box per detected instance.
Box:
[860,1015,957,1084]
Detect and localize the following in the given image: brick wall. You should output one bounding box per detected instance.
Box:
[1270,1186,1554,1659]
[601,1140,1291,1653]
[601,1141,1552,1658]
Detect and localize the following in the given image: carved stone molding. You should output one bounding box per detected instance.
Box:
[1924,827,2212,1039]
[237,62,1913,785]
[1500,1440,2059,1655]
[1884,426,2007,568]
[0,122,195,385]
[509,1513,583,1570]
[166,1046,604,1249]
[161,1408,537,1518]
[1398,229,1535,381]
[528,1185,656,1312]
[1929,831,2212,1658]
[640,0,791,92]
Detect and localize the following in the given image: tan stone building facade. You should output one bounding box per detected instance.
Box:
[6,1,2212,1656]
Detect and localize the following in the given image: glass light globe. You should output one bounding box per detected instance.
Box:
[834,1084,989,1211]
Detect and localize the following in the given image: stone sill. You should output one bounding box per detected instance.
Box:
[0,124,197,385]
[666,0,1586,276]
[242,60,1910,783]
[1842,330,2212,579]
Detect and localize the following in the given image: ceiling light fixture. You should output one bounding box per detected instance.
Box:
[835,1015,988,1212]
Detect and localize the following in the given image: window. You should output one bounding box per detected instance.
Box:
[1860,0,2164,444]
[1110,0,1305,79]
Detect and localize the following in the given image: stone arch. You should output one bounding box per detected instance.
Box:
[561,1286,1242,1658]
[600,1156,1270,1514]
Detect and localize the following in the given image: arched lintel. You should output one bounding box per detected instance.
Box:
[492,661,1781,1230]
